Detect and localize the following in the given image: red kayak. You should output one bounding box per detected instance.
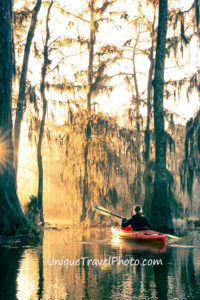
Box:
[111,227,167,245]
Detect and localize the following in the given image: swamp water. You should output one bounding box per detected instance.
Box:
[0,228,199,300]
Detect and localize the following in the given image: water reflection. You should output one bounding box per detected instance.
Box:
[37,249,44,300]
[111,236,167,253]
[0,247,24,300]
[0,229,199,299]
[16,248,39,299]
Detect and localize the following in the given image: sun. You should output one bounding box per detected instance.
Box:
[0,129,13,173]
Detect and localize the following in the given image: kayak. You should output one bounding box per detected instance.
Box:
[111,227,167,245]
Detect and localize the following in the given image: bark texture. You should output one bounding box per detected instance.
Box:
[87,0,95,112]
[144,11,156,216]
[0,0,27,235]
[14,0,42,174]
[37,0,53,225]
[133,39,142,204]
[81,0,95,221]
[151,0,174,232]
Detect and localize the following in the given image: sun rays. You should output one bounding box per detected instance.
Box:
[0,128,14,173]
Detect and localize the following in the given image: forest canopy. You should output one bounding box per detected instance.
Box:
[0,0,200,235]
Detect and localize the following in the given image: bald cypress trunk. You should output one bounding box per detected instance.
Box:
[151,0,174,233]
[14,0,42,175]
[80,139,89,222]
[0,0,27,235]
[37,0,53,225]
[144,12,156,216]
[80,0,95,222]
[133,42,142,204]
[87,0,95,113]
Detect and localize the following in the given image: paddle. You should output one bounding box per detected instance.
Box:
[93,204,123,219]
[93,204,180,239]
[164,234,181,240]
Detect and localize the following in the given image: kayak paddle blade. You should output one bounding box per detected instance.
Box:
[93,204,122,219]
[93,204,112,216]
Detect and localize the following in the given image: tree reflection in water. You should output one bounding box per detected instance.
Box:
[153,251,170,300]
[37,248,44,300]
[0,247,24,300]
[1,229,199,299]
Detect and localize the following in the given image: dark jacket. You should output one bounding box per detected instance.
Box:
[121,214,153,230]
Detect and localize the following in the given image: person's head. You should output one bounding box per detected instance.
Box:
[133,205,143,215]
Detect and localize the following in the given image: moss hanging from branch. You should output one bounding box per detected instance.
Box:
[180,110,200,199]
[195,0,199,29]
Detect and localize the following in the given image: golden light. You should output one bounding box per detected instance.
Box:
[0,129,13,173]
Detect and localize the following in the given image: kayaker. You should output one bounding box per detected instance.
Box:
[121,205,153,231]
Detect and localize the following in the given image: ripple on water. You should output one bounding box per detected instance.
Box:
[0,228,199,300]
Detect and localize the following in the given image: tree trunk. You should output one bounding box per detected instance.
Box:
[80,0,95,221]
[151,0,174,233]
[133,40,142,204]
[87,0,95,112]
[80,140,89,222]
[0,0,27,235]
[144,11,156,216]
[14,0,42,175]
[37,0,53,225]
[37,96,46,225]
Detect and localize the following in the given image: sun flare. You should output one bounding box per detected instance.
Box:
[0,129,13,172]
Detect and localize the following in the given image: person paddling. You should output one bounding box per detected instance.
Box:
[121,205,153,231]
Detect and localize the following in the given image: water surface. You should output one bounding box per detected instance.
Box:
[0,228,199,300]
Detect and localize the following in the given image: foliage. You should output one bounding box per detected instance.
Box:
[15,223,42,239]
[13,0,200,226]
[180,111,200,199]
[24,195,40,224]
